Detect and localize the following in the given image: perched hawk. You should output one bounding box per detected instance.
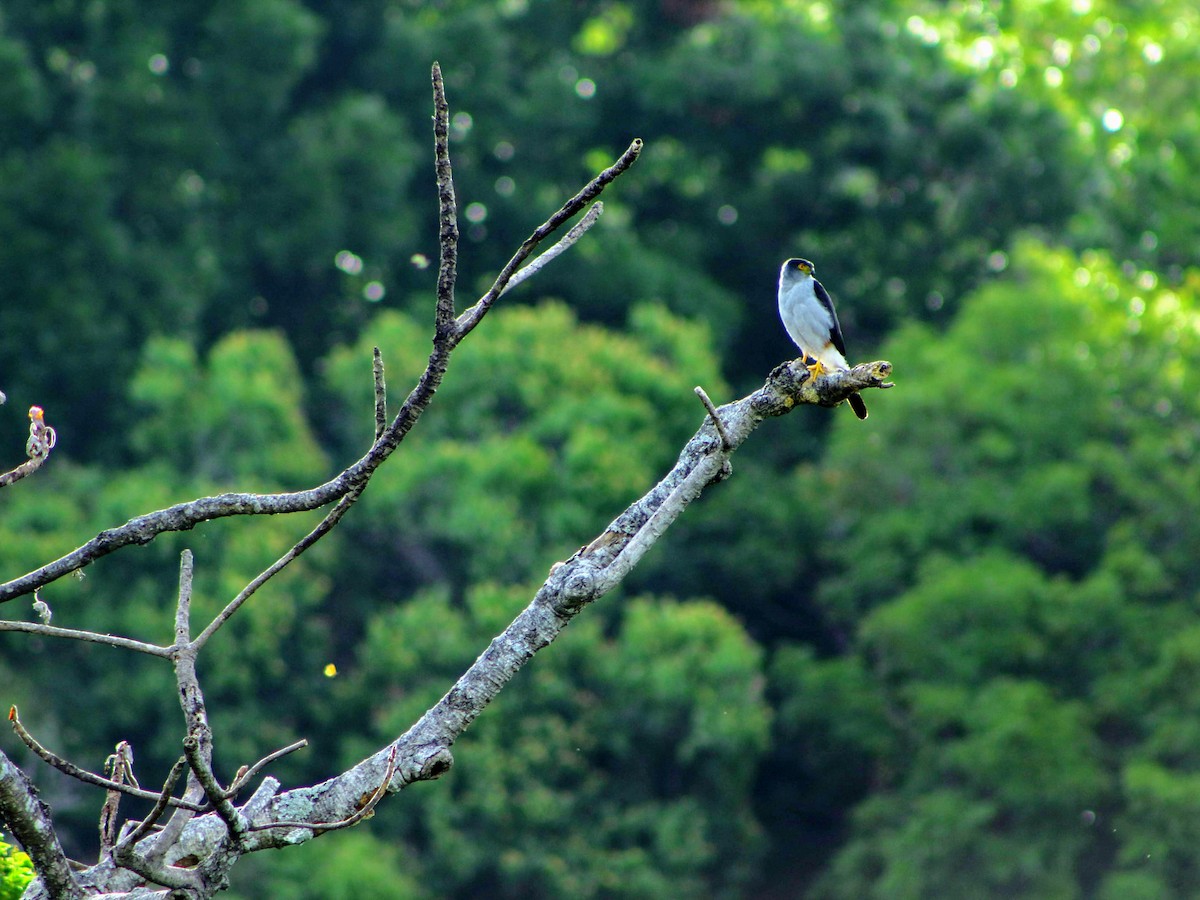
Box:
[777,257,868,420]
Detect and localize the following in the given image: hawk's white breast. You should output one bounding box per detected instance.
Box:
[778,272,849,370]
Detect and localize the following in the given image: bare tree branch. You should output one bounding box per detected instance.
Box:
[694,385,731,451]
[432,61,459,335]
[191,485,364,652]
[0,620,171,656]
[501,201,605,296]
[115,757,187,851]
[234,357,893,838]
[170,552,231,826]
[0,481,352,605]
[248,746,397,836]
[99,741,139,854]
[0,747,83,899]
[372,347,387,440]
[182,735,245,841]
[0,79,640,610]
[8,707,207,813]
[224,740,307,800]
[453,139,641,340]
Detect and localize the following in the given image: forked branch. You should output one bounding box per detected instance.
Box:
[0,90,638,610]
[239,354,893,836]
[3,64,646,900]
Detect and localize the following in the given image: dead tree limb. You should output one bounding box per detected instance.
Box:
[0,59,891,900]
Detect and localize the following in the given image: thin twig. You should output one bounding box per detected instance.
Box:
[0,620,171,656]
[117,757,188,850]
[192,486,365,651]
[373,347,387,440]
[7,707,207,811]
[454,138,642,340]
[694,385,732,451]
[99,741,137,852]
[501,202,604,295]
[224,739,308,799]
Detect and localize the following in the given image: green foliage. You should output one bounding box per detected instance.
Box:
[819,240,1200,619]
[3,0,1200,896]
[129,330,328,487]
[0,329,336,829]
[0,835,34,900]
[913,0,1200,274]
[773,240,1200,895]
[0,0,1096,451]
[226,830,422,900]
[322,302,727,586]
[334,585,769,899]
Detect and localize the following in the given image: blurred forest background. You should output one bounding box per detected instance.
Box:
[2,0,1199,896]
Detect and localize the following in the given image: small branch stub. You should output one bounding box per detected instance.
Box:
[694,385,732,451]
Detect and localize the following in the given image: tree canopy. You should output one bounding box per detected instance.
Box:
[3,0,1199,896]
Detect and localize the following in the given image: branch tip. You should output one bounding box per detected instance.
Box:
[373,346,387,439]
[694,386,732,451]
[432,60,458,331]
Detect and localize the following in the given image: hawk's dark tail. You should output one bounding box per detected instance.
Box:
[849,394,868,420]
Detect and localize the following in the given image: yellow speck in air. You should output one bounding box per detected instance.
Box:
[323,663,338,678]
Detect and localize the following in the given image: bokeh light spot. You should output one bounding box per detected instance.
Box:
[335,250,363,275]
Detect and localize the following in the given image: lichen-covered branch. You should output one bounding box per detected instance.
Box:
[77,359,892,869]
[431,61,459,335]
[232,355,893,838]
[0,747,82,900]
